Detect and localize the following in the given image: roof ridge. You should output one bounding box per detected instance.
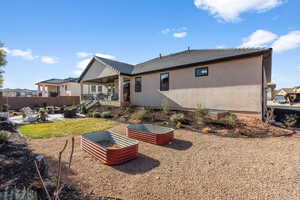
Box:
[95,56,134,66]
[135,48,270,67]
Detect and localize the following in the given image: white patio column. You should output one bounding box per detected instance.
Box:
[80,83,83,102]
[118,75,124,106]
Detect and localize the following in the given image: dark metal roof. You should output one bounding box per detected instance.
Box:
[38,77,79,84]
[95,56,134,75]
[82,48,271,79]
[133,48,271,74]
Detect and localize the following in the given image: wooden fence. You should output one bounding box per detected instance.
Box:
[0,96,80,110]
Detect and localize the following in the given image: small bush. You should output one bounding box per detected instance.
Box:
[0,131,11,144]
[195,105,207,123]
[170,113,184,123]
[161,99,171,114]
[81,104,87,114]
[2,104,9,112]
[123,104,135,113]
[217,113,237,128]
[131,109,148,120]
[0,187,38,200]
[93,112,102,118]
[283,114,298,128]
[101,111,113,118]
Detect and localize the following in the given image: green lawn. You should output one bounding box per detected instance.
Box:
[20,118,118,139]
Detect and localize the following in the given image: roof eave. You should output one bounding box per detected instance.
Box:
[132,49,271,75]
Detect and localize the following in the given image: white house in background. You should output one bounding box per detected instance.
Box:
[36,77,101,98]
[0,88,38,97]
[36,78,82,97]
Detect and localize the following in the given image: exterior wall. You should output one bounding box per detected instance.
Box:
[81,60,118,82]
[130,56,263,113]
[59,82,82,96]
[38,83,88,97]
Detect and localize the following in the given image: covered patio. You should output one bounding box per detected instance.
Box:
[79,56,134,107]
[80,74,131,107]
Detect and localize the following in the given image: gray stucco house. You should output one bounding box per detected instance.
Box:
[79,48,272,119]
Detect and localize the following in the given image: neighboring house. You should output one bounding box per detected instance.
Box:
[277,88,293,97]
[0,88,38,97]
[36,78,83,97]
[79,48,272,119]
[277,87,300,102]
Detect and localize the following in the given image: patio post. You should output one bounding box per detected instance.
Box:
[80,83,83,102]
[118,75,124,106]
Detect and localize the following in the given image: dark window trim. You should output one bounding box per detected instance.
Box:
[135,77,142,92]
[160,72,169,91]
[195,67,208,77]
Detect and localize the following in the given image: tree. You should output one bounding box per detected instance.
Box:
[0,42,7,88]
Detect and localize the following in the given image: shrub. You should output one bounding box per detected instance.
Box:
[101,111,113,118]
[0,130,11,144]
[283,114,298,128]
[195,105,207,123]
[93,112,102,118]
[81,104,87,114]
[217,113,237,128]
[160,99,171,114]
[0,188,38,200]
[131,109,148,120]
[2,104,9,112]
[170,113,184,123]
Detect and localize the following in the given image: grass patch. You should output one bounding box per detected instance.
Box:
[20,118,118,139]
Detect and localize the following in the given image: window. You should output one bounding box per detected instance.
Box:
[160,72,169,91]
[195,67,208,77]
[91,85,96,92]
[98,85,102,93]
[135,77,142,92]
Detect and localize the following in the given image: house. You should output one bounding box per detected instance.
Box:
[277,86,300,102]
[0,88,38,97]
[36,78,82,97]
[79,48,272,119]
[277,88,293,97]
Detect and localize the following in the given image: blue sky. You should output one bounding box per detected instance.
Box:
[0,0,299,89]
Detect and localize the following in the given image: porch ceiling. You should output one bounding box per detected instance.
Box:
[82,75,119,84]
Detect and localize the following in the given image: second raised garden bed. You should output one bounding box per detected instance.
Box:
[126,124,174,145]
[81,131,139,165]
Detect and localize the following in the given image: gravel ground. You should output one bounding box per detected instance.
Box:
[28,124,300,200]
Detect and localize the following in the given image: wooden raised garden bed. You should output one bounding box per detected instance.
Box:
[81,131,139,165]
[126,124,174,145]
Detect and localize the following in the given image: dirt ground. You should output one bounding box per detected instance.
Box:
[28,123,300,200]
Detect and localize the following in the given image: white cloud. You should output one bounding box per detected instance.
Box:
[173,32,187,38]
[76,52,92,58]
[240,30,278,47]
[40,56,58,64]
[76,52,115,59]
[73,58,91,76]
[296,66,300,70]
[95,53,115,59]
[161,28,171,34]
[272,31,300,52]
[216,45,226,49]
[73,52,115,76]
[8,48,36,60]
[161,27,188,38]
[77,58,91,70]
[194,0,284,22]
